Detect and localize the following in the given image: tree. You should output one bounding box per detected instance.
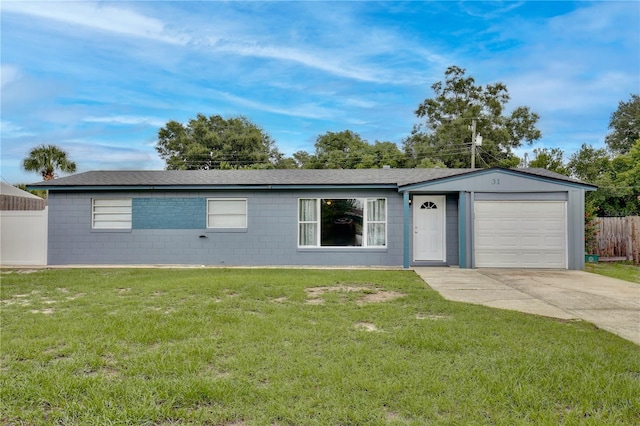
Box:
[368,141,408,168]
[404,66,541,168]
[605,94,640,155]
[22,144,77,181]
[527,147,569,175]
[15,183,47,199]
[156,114,283,170]
[416,157,447,168]
[295,130,407,169]
[567,143,610,183]
[313,130,369,169]
[568,140,640,217]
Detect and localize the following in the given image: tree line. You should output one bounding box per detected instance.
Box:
[155,66,545,171]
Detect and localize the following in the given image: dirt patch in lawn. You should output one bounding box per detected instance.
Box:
[416,313,451,320]
[30,308,55,314]
[305,284,405,305]
[354,322,381,332]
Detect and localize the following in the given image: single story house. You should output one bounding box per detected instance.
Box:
[29,167,596,269]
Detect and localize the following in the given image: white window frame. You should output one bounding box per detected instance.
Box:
[297,197,387,248]
[207,198,247,229]
[92,198,132,229]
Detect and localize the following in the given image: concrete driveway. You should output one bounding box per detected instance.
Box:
[414,267,640,346]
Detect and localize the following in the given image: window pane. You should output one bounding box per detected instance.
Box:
[94,221,131,229]
[209,214,246,228]
[208,200,245,214]
[93,199,132,207]
[367,223,386,246]
[299,223,317,246]
[207,199,247,228]
[92,198,131,229]
[93,205,132,213]
[367,199,386,221]
[93,213,132,222]
[299,199,317,221]
[320,199,363,246]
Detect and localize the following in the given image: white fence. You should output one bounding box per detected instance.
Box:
[0,208,48,266]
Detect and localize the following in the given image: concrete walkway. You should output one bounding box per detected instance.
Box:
[414,267,640,346]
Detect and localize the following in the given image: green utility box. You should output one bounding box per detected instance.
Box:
[585,254,599,263]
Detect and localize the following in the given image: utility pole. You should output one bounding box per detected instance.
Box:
[471,118,476,169]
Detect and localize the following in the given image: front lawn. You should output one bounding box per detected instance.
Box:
[1,268,639,425]
[585,262,640,284]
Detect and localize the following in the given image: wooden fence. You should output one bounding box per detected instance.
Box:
[592,216,640,264]
[1,194,46,210]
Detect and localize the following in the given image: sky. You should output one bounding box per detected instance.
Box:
[1,1,639,185]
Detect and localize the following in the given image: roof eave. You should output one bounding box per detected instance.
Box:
[27,183,400,191]
[398,167,597,192]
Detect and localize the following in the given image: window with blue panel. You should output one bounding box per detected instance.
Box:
[132,198,206,229]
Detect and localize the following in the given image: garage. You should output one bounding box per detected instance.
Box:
[474,201,567,268]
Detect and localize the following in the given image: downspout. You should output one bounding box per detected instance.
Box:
[403,191,410,269]
[469,191,475,268]
[458,191,467,268]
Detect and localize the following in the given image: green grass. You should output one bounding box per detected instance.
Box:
[585,262,640,284]
[1,268,639,425]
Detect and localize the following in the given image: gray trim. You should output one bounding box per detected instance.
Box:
[470,192,475,268]
[204,228,248,233]
[30,184,400,192]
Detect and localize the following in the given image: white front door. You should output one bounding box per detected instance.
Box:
[413,195,446,261]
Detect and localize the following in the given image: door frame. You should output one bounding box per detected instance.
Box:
[412,195,446,262]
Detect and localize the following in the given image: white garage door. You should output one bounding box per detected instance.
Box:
[474,201,567,268]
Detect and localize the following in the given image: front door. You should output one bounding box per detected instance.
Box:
[413,195,446,261]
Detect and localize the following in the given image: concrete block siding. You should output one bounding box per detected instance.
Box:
[47,189,405,266]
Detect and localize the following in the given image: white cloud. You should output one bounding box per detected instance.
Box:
[460,1,527,19]
[211,39,385,83]
[0,121,34,138]
[1,65,21,89]
[84,116,166,128]
[1,1,189,45]
[343,98,380,109]
[65,141,161,171]
[213,91,339,120]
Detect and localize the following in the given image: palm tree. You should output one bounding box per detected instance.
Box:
[22,144,77,181]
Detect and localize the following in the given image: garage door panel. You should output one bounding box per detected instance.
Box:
[521,235,546,246]
[474,201,567,268]
[545,235,565,245]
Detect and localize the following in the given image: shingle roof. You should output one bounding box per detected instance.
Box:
[28,167,593,189]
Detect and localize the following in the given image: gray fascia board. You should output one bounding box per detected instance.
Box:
[29,184,399,191]
[398,168,597,192]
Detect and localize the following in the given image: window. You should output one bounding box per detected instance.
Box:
[92,198,132,229]
[298,198,386,247]
[207,199,247,228]
[421,201,438,209]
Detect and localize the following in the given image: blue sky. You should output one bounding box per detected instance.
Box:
[1,1,638,184]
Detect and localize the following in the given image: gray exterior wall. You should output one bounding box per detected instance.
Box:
[406,194,459,267]
[47,189,404,266]
[403,169,589,270]
[45,168,589,269]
